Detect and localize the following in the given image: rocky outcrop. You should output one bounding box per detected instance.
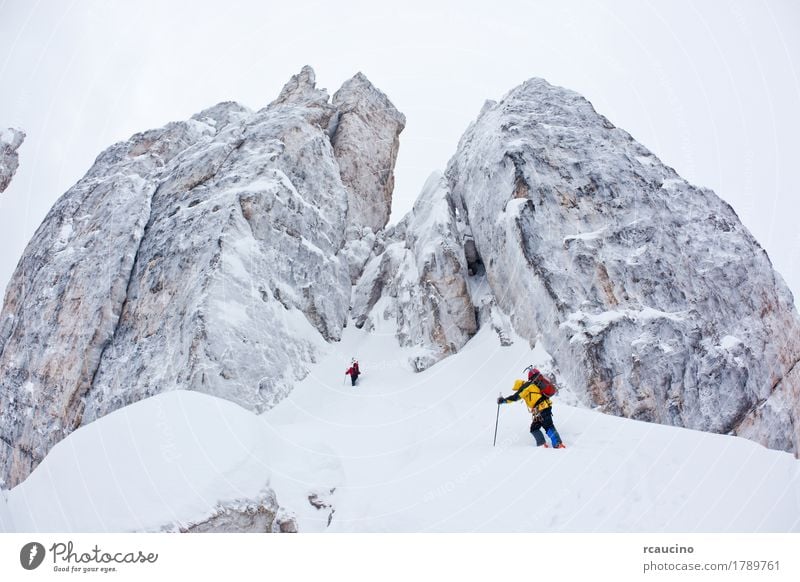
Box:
[446,78,800,453]
[352,172,477,370]
[269,65,337,128]
[175,489,298,533]
[176,490,278,533]
[0,128,24,193]
[332,72,405,234]
[0,68,400,488]
[0,119,184,488]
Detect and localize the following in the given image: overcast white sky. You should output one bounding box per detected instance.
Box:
[1,0,799,303]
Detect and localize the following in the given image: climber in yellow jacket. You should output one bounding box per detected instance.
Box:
[498,368,566,448]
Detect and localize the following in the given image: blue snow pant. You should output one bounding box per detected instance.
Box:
[530,407,562,447]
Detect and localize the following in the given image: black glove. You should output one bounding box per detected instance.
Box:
[497,397,505,405]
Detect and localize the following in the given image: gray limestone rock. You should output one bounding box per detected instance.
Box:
[174,488,292,533]
[446,78,800,453]
[332,72,405,234]
[0,128,25,193]
[0,67,396,487]
[352,172,477,370]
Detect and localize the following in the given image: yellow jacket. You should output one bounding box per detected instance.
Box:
[505,379,552,412]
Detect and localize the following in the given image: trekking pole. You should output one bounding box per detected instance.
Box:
[493,393,502,447]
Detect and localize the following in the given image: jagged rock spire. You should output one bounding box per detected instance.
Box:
[270,65,328,108]
[331,72,406,233]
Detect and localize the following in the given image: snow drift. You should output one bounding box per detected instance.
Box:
[1,390,295,532]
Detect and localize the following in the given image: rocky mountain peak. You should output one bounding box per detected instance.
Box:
[268,65,337,131]
[447,77,800,454]
[0,128,25,194]
[270,65,326,106]
[331,71,405,233]
[0,65,415,489]
[191,101,252,128]
[0,65,384,487]
[334,72,406,125]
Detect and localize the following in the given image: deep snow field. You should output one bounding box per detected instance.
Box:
[2,325,798,532]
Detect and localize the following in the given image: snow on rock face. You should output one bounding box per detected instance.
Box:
[87,85,352,424]
[0,120,184,489]
[332,72,406,234]
[0,128,25,193]
[0,67,401,488]
[352,172,477,370]
[447,78,800,454]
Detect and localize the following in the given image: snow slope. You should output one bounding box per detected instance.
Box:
[264,327,800,532]
[3,326,798,532]
[1,390,283,532]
